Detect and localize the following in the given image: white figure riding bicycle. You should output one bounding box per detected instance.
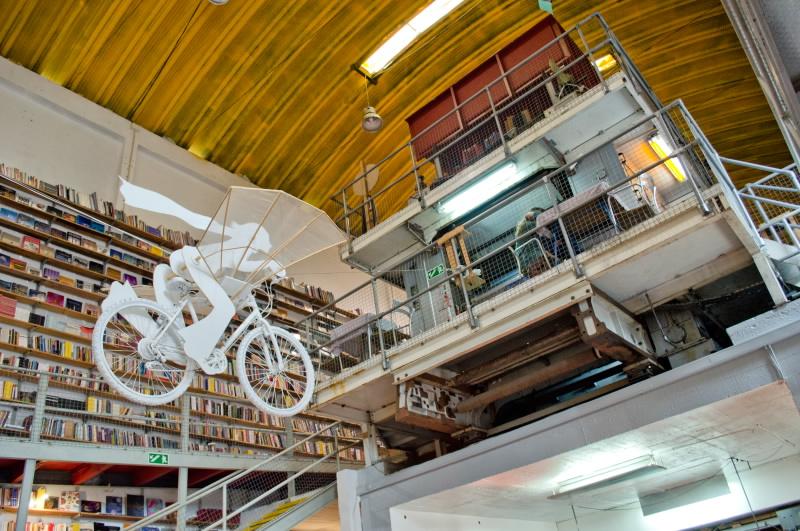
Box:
[92,185,345,417]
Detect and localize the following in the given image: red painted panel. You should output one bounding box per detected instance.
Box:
[499,19,563,92]
[408,90,460,159]
[453,59,508,125]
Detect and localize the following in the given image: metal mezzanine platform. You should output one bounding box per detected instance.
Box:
[310,184,759,424]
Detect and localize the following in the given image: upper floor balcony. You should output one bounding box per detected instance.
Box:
[330,14,662,273]
[297,97,783,429]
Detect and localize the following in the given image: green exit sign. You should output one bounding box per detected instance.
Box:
[148,453,169,465]
[426,263,444,280]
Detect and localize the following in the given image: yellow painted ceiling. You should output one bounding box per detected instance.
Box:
[0,0,790,214]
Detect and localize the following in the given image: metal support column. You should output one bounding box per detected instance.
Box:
[14,459,37,531]
[363,422,381,467]
[486,88,510,156]
[177,467,188,531]
[286,422,296,498]
[371,278,389,370]
[409,144,427,208]
[180,394,190,451]
[15,376,48,531]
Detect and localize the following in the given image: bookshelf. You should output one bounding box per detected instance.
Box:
[1,484,177,530]
[0,163,364,466]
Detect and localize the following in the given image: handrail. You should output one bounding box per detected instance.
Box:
[300,100,711,369]
[297,99,693,334]
[200,439,360,531]
[329,12,611,201]
[127,421,342,530]
[332,38,614,226]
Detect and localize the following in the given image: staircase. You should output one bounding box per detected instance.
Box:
[126,422,357,531]
[731,161,800,290]
[242,483,338,531]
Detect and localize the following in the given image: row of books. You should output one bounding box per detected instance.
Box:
[291,417,361,438]
[0,183,168,261]
[188,395,286,427]
[85,396,131,416]
[0,206,104,253]
[0,229,105,272]
[0,290,98,326]
[3,524,74,531]
[32,336,92,362]
[190,424,284,448]
[37,416,180,448]
[0,486,18,507]
[192,374,246,398]
[0,254,107,297]
[275,278,336,305]
[0,163,196,247]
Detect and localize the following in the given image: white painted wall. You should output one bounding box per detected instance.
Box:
[0,56,250,237]
[390,508,557,531]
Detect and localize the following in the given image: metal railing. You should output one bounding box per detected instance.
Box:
[128,421,355,531]
[0,365,364,460]
[726,160,800,265]
[300,100,728,384]
[331,13,657,239]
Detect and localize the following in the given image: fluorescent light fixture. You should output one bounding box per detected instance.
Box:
[361,0,465,76]
[550,455,665,499]
[439,162,523,218]
[593,53,617,73]
[648,134,687,182]
[644,491,743,531]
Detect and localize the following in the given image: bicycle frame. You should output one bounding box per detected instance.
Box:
[154,290,284,374]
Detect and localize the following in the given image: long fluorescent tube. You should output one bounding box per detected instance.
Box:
[439,162,523,218]
[550,455,665,499]
[648,134,687,182]
[361,0,465,76]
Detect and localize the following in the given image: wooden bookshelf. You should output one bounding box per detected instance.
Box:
[0,168,365,463]
[1,506,79,518]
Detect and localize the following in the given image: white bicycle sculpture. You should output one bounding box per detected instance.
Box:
[91,186,345,416]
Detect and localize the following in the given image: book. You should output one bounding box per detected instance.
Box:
[21,236,40,252]
[81,500,102,513]
[105,495,123,515]
[126,494,144,517]
[145,497,164,515]
[60,490,80,511]
[44,496,59,509]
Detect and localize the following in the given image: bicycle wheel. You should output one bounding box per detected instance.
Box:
[237,325,315,417]
[93,298,195,406]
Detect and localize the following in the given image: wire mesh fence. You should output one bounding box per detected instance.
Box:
[330,14,635,240]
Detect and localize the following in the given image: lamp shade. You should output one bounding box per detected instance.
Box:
[362,106,383,132]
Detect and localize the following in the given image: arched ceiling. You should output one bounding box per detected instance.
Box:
[0,0,790,215]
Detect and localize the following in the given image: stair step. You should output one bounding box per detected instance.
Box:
[243,498,308,531]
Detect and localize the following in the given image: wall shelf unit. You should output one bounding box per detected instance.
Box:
[0,164,365,469]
